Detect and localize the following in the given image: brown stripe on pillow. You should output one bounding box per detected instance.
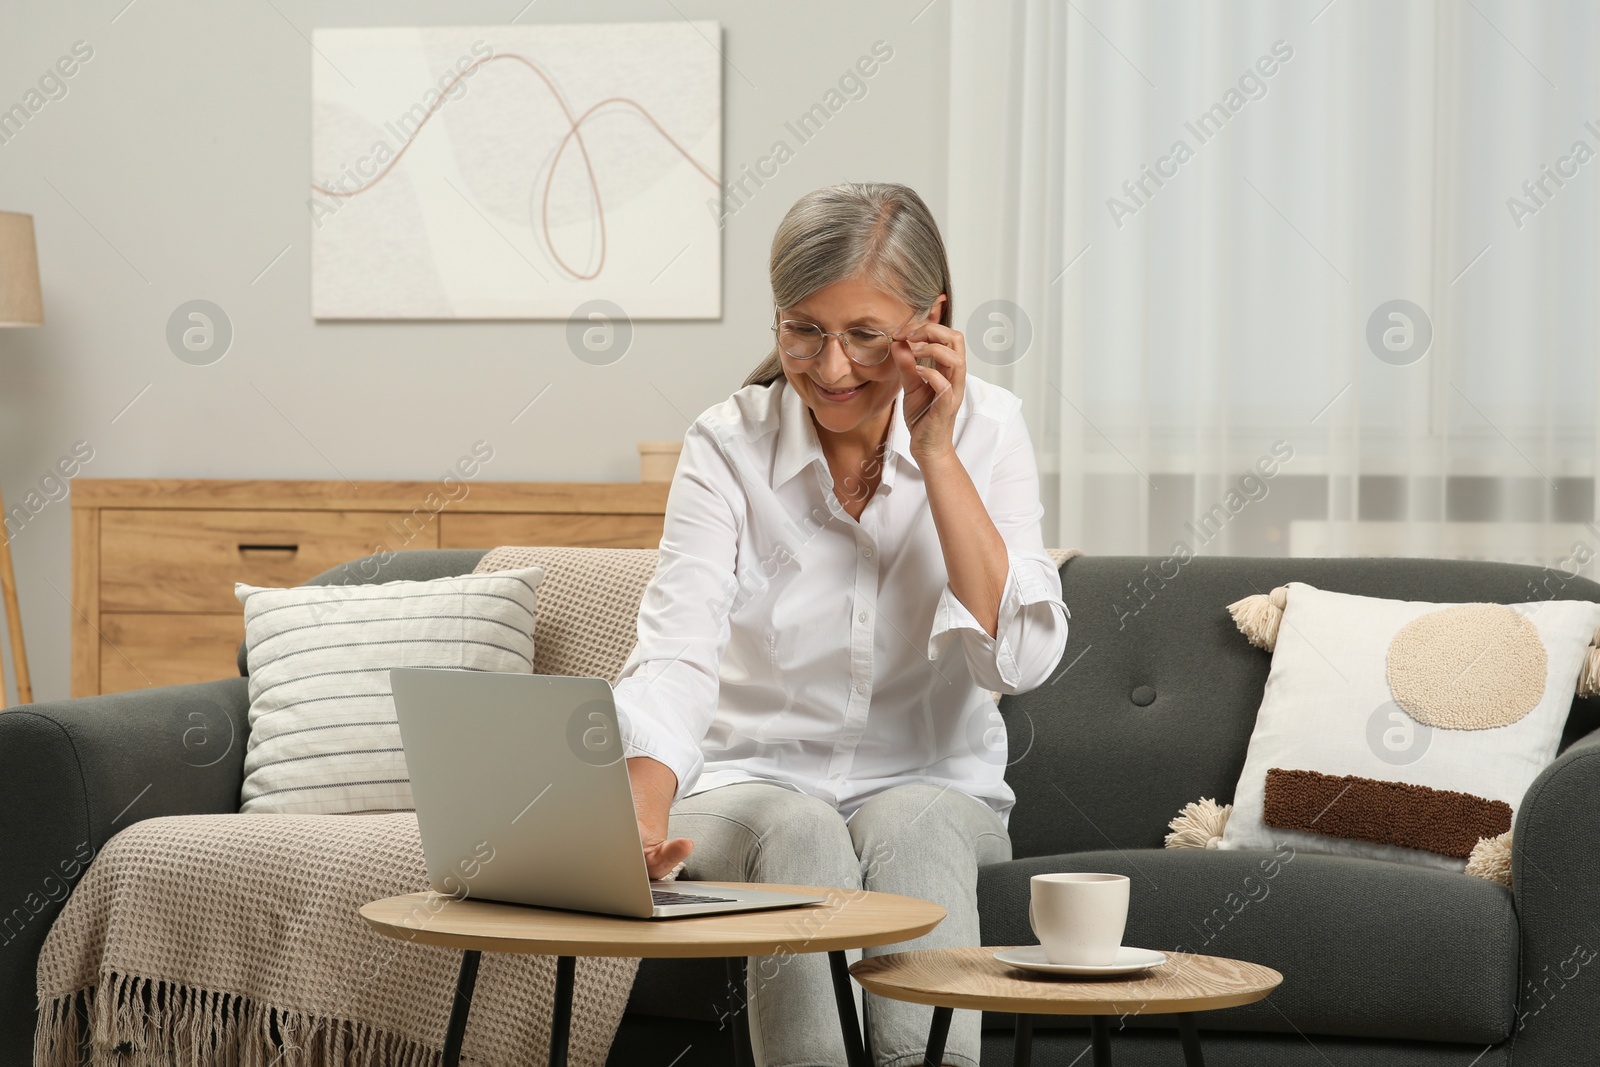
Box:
[1263,767,1512,858]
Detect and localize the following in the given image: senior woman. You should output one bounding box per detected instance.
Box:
[613,181,1069,1067]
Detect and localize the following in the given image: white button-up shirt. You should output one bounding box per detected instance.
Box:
[613,373,1069,825]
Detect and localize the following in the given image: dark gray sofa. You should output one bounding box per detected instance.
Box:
[4,550,1598,1066]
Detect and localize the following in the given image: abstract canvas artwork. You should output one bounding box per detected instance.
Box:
[310,22,722,320]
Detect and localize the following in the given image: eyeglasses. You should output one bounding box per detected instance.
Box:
[771,308,922,367]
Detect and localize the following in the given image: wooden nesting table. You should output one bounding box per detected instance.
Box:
[851,946,1282,1066]
[362,884,946,1067]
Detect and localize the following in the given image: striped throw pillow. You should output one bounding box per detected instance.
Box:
[235,566,544,814]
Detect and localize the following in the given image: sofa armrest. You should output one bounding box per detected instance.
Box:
[0,676,249,1064]
[1509,723,1600,1059]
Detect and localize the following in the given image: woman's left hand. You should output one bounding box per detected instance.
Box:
[890,319,965,461]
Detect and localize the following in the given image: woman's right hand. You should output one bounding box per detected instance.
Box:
[627,756,694,880]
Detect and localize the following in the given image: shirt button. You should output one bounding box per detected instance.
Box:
[830,772,841,780]
[858,611,869,623]
[845,735,857,742]
[862,548,873,557]
[855,683,867,695]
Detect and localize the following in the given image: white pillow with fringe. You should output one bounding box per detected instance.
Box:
[1215,582,1600,873]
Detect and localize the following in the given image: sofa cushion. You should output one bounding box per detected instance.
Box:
[1219,583,1600,871]
[235,566,544,814]
[978,849,1517,1044]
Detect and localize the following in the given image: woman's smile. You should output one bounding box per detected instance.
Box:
[815,381,868,402]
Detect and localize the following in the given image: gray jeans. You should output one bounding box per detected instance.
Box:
[669,781,1012,1067]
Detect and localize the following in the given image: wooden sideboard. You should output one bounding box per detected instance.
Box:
[70,478,670,697]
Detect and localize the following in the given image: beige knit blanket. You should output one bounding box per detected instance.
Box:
[34,812,637,1066]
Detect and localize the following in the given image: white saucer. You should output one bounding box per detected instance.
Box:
[994,945,1168,976]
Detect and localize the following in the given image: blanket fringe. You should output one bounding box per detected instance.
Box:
[37,973,448,1067]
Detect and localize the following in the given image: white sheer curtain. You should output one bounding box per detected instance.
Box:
[948,0,1600,577]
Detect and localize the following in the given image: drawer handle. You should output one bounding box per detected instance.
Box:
[238,543,299,556]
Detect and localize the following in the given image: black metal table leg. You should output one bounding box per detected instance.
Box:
[442,949,480,1067]
[549,955,576,1067]
[923,1005,953,1067]
[1090,1015,1112,1066]
[726,957,754,1067]
[1177,1013,1205,1066]
[827,950,870,1067]
[1012,1013,1033,1067]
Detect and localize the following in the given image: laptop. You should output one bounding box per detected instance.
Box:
[389,666,824,919]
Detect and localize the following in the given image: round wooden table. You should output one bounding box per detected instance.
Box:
[850,946,1282,1066]
[361,884,945,1067]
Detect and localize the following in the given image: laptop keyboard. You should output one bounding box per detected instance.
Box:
[652,889,739,906]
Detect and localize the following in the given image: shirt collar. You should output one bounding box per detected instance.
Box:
[772,377,917,490]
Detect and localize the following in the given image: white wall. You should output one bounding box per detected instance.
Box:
[0,0,952,703]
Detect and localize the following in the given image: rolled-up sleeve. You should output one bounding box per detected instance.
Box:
[925,402,1069,694]
[613,419,742,800]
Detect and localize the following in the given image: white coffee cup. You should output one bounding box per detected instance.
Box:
[1028,872,1130,966]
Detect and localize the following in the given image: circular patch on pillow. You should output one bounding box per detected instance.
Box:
[1387,604,1546,730]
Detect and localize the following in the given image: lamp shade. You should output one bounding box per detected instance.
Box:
[0,211,43,327]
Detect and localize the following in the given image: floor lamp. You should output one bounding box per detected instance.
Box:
[0,211,43,709]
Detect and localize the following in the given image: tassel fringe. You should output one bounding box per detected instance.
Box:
[1227,585,1289,651]
[1578,629,1600,698]
[1165,797,1233,849]
[1466,830,1513,888]
[36,972,446,1067]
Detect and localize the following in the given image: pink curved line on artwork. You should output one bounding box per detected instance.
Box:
[311,52,720,281]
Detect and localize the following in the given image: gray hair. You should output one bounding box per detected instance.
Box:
[742,182,954,389]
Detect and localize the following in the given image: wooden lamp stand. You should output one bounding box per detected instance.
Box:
[1,209,44,708]
[0,486,29,707]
